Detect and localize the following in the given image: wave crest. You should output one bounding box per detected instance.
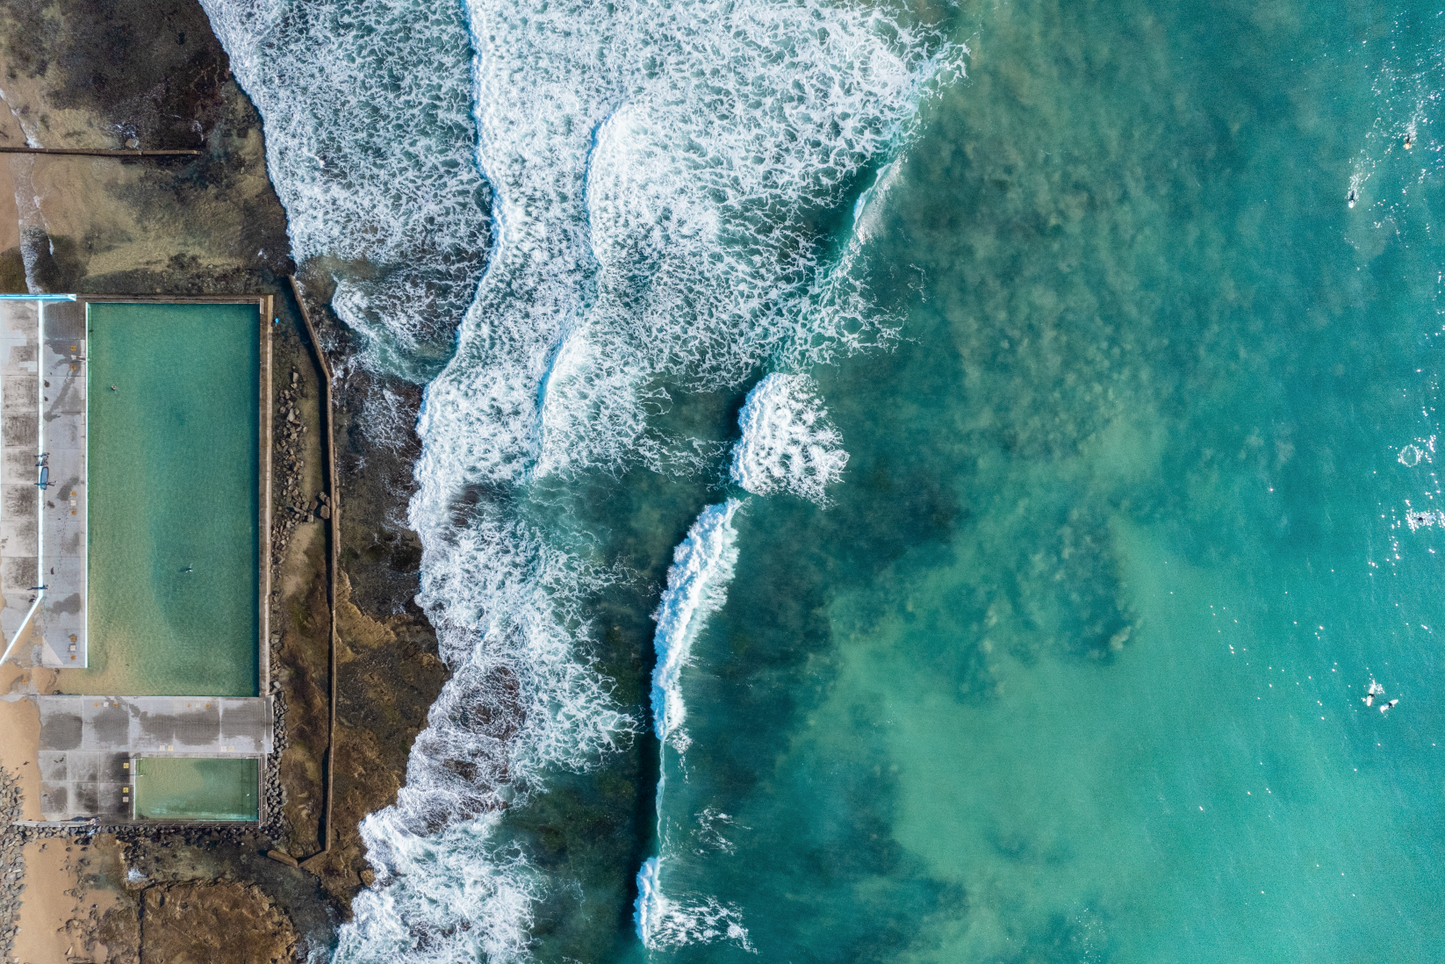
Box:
[732,373,849,502]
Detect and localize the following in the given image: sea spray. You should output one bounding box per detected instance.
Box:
[338,812,540,963]
[403,19,963,954]
[732,373,849,503]
[395,0,953,940]
[416,0,963,493]
[197,0,491,378]
[343,504,638,962]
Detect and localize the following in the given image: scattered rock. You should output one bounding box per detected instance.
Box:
[141,881,297,964]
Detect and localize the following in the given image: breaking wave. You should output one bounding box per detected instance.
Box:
[651,499,744,754]
[732,373,849,502]
[634,500,752,953]
[416,0,961,491]
[198,0,491,377]
[636,856,756,954]
[202,0,962,959]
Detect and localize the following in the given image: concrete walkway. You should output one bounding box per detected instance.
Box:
[37,299,87,666]
[0,299,42,660]
[0,297,87,668]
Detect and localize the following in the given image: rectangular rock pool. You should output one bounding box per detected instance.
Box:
[132,757,259,822]
[81,301,263,696]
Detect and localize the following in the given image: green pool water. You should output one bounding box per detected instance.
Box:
[132,756,259,822]
[81,301,260,697]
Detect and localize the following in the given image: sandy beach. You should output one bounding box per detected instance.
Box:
[10,837,128,964]
[0,663,48,824]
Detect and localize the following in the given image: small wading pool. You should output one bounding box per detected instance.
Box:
[132,757,259,822]
[84,302,262,696]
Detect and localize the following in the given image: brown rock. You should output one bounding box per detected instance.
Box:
[141,881,297,964]
[298,853,329,876]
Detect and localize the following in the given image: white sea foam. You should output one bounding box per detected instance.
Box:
[412,0,963,494]
[651,499,743,752]
[335,504,637,962]
[201,0,962,960]
[732,373,849,502]
[339,813,540,964]
[634,856,755,953]
[198,0,491,375]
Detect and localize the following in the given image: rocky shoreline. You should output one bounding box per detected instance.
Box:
[0,0,450,958]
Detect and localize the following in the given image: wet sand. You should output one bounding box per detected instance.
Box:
[0,665,47,823]
[9,838,123,964]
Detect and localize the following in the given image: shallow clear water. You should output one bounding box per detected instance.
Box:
[133,757,260,822]
[204,0,1445,959]
[82,302,259,697]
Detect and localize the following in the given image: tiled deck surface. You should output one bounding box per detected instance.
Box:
[0,299,41,658]
[37,299,87,666]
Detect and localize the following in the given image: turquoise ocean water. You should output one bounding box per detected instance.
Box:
[545,3,1445,960]
[204,0,1445,960]
[81,302,259,697]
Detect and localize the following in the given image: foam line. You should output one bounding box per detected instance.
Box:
[651,499,743,751]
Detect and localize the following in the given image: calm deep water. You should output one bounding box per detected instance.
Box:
[205,0,1445,959]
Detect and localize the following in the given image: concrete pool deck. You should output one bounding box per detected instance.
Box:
[35,694,271,822]
[0,294,275,824]
[40,298,87,668]
[0,296,89,668]
[0,298,44,661]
